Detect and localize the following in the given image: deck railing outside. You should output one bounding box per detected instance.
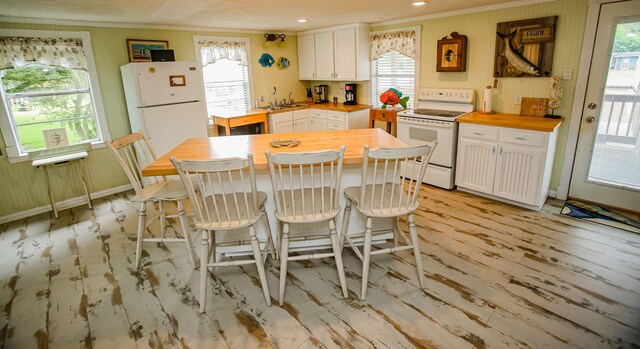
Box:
[597,93,640,145]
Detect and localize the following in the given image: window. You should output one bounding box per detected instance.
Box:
[0,30,108,160]
[193,36,252,116]
[370,28,420,109]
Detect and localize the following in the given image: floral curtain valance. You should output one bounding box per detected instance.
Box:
[370,30,417,60]
[199,40,248,66]
[0,37,87,70]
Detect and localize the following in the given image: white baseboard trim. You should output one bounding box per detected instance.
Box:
[0,184,133,225]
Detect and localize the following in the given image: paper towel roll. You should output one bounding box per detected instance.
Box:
[483,86,493,113]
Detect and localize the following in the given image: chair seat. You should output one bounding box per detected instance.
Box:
[274,187,341,223]
[135,179,188,202]
[194,191,267,230]
[344,184,418,218]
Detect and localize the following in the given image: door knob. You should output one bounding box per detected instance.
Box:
[585,116,596,123]
[587,103,597,109]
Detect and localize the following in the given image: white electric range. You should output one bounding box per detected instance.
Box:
[397,88,475,189]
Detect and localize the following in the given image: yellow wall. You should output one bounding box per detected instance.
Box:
[371,0,589,191]
[0,22,305,218]
[0,0,590,218]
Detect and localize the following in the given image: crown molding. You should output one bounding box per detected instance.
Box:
[371,0,557,27]
[0,16,298,35]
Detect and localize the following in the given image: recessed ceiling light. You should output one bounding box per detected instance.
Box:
[413,1,427,5]
[297,19,307,23]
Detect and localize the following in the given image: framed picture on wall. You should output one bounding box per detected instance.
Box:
[436,32,468,72]
[126,39,169,62]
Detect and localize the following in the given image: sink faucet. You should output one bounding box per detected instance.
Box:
[288,92,293,104]
[272,86,277,106]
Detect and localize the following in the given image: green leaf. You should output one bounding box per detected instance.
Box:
[399,96,409,109]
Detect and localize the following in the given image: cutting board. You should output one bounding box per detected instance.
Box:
[520,97,549,117]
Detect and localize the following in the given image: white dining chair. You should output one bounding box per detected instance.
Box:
[107,131,197,269]
[265,146,349,306]
[170,154,274,312]
[340,142,437,300]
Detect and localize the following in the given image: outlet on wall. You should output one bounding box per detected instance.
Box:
[515,95,522,105]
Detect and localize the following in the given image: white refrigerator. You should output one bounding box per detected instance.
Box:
[120,61,208,156]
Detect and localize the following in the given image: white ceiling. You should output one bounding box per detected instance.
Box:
[0,0,543,32]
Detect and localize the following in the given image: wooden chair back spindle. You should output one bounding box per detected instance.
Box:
[265,146,345,223]
[171,155,261,230]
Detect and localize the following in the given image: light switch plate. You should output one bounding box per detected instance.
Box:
[563,68,573,80]
[515,95,522,105]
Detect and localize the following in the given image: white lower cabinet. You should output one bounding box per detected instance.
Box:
[309,109,327,131]
[269,110,311,133]
[456,123,558,210]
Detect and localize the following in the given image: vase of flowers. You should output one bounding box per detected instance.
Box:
[380,88,409,109]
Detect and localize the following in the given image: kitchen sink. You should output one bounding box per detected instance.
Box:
[258,104,303,111]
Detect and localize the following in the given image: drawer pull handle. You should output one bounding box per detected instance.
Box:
[492,146,496,154]
[474,132,484,136]
[515,136,527,141]
[499,147,503,155]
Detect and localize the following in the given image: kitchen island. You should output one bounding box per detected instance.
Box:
[142,128,406,254]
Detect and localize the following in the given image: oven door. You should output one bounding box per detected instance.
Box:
[396,117,456,167]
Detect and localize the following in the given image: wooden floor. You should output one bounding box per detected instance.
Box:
[1,186,639,348]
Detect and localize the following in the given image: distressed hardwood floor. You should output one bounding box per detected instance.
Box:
[1,186,639,348]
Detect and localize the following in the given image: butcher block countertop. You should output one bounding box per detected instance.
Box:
[260,102,371,114]
[142,128,406,176]
[457,111,563,132]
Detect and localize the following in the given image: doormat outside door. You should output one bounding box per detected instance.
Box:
[561,199,640,234]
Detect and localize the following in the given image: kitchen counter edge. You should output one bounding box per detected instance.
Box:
[457,111,563,132]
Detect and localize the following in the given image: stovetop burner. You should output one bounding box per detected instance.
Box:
[412,108,465,118]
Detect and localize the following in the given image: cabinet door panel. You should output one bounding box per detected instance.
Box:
[456,138,497,194]
[293,118,310,132]
[314,32,335,80]
[334,28,356,80]
[493,144,544,205]
[273,121,293,134]
[298,34,316,80]
[309,117,327,131]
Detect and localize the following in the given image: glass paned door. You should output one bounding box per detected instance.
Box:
[587,21,640,190]
[569,0,640,211]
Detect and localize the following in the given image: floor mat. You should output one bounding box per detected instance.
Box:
[561,199,640,234]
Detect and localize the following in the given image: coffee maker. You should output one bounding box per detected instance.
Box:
[344,83,357,105]
[314,85,328,104]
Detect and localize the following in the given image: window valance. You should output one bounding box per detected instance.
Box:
[370,30,417,60]
[198,40,248,66]
[0,37,87,70]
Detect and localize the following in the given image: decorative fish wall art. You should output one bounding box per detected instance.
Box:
[494,16,557,78]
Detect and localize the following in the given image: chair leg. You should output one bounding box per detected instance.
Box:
[361,216,373,301]
[249,225,271,306]
[178,200,197,269]
[279,223,290,306]
[329,219,348,298]
[199,229,209,313]
[408,213,425,289]
[208,231,216,263]
[260,207,276,261]
[339,199,352,252]
[159,200,166,238]
[393,217,399,247]
[135,201,147,269]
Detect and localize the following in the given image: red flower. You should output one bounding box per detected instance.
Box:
[380,90,400,106]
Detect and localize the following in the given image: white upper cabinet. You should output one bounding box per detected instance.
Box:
[297,23,370,81]
[314,32,335,80]
[333,28,357,80]
[297,34,316,80]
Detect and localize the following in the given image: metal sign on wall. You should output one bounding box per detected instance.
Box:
[494,16,557,78]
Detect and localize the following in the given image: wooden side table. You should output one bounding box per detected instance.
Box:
[32,151,92,218]
[213,110,269,136]
[369,108,399,137]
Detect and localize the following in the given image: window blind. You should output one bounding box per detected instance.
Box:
[371,50,415,109]
[201,58,250,115]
